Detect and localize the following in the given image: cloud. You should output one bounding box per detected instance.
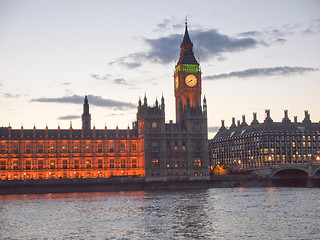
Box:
[61,82,71,86]
[113,78,131,85]
[238,31,262,37]
[302,19,320,34]
[30,94,136,110]
[275,38,286,43]
[52,81,71,86]
[91,74,110,81]
[112,28,260,68]
[204,66,319,80]
[237,25,299,46]
[2,93,23,98]
[109,54,144,69]
[58,115,79,120]
[208,126,220,133]
[192,29,259,61]
[91,74,133,86]
[153,18,184,32]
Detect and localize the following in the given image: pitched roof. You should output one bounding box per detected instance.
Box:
[177,23,199,65]
[181,23,193,46]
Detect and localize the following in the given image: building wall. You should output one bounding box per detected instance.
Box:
[209,111,320,171]
[0,130,145,180]
[139,99,209,181]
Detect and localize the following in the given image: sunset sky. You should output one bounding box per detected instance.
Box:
[0,0,319,138]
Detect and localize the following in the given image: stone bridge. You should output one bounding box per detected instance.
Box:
[253,162,320,179]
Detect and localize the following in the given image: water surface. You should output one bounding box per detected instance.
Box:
[1,188,319,239]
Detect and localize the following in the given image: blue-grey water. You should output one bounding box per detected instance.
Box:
[0,188,319,240]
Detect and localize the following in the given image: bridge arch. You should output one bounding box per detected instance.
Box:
[313,167,320,178]
[273,168,309,178]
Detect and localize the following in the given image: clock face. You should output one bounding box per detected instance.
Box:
[175,76,179,88]
[185,74,197,87]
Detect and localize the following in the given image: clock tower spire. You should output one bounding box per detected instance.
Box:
[174,21,201,122]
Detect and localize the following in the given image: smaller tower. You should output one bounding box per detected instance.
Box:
[82,95,91,132]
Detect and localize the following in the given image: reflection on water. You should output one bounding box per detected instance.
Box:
[0,188,320,239]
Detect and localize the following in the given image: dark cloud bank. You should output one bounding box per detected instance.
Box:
[57,115,79,120]
[111,20,319,75]
[30,94,136,110]
[204,66,318,80]
[111,28,260,68]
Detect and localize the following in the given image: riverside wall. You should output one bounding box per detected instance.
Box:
[0,175,319,195]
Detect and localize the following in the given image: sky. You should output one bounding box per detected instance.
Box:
[0,0,319,138]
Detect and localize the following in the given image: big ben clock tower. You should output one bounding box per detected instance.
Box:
[174,21,202,122]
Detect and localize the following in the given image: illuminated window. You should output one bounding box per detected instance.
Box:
[25,160,31,170]
[61,142,68,153]
[37,142,44,153]
[0,160,6,170]
[151,159,159,168]
[74,142,80,153]
[74,159,79,169]
[131,143,136,152]
[98,159,103,169]
[109,142,114,153]
[85,159,91,169]
[50,160,55,169]
[12,142,19,154]
[12,160,19,170]
[182,141,186,151]
[174,141,178,151]
[62,160,68,169]
[110,159,114,168]
[174,158,179,168]
[194,158,202,167]
[25,143,31,154]
[120,142,125,153]
[49,142,56,153]
[0,142,7,154]
[85,142,91,153]
[166,158,171,168]
[132,159,137,168]
[98,142,103,153]
[121,159,126,168]
[38,160,44,170]
[152,122,157,128]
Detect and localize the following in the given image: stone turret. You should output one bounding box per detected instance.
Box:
[82,95,91,132]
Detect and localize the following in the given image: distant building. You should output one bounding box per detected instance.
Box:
[0,23,209,181]
[209,110,320,170]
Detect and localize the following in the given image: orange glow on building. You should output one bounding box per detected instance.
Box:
[0,129,145,180]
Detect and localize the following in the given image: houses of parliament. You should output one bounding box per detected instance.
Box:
[0,24,209,181]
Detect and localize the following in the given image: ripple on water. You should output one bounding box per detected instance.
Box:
[0,188,320,239]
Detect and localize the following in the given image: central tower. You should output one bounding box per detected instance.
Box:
[174,21,201,122]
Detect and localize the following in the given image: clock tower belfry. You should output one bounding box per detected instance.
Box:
[174,21,202,122]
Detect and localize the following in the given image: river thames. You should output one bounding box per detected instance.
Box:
[0,188,319,239]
